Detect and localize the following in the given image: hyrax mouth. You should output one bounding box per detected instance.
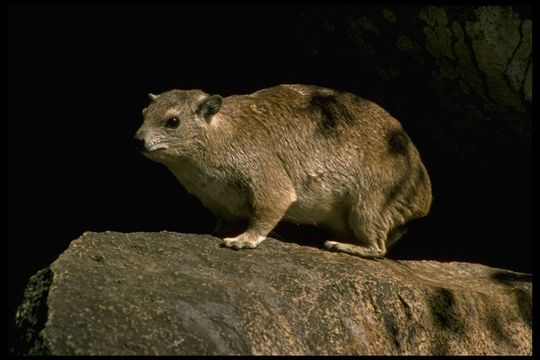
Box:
[146,144,168,152]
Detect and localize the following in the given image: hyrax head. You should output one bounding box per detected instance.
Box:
[134,90,223,164]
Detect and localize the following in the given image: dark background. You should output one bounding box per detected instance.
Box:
[8,4,532,347]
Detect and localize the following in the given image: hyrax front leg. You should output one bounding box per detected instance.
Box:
[221,171,296,250]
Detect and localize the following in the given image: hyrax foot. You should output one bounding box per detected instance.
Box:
[324,241,386,259]
[221,233,266,250]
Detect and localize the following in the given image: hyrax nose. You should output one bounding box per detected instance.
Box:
[133,135,146,152]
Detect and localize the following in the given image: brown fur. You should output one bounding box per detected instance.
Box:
[134,84,432,257]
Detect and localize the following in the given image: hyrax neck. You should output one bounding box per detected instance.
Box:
[163,138,249,221]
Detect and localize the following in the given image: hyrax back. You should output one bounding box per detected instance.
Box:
[134,84,432,258]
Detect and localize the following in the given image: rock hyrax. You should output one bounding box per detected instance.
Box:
[134,84,432,258]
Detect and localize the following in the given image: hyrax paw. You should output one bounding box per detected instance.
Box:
[221,234,265,250]
[323,240,386,258]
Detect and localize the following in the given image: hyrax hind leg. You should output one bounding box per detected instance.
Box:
[324,202,395,258]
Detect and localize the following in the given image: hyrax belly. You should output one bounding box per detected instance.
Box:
[167,163,250,221]
[283,181,351,237]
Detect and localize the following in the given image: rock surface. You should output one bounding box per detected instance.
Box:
[14,231,532,355]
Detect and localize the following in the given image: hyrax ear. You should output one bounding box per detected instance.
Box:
[196,95,223,123]
[148,93,159,102]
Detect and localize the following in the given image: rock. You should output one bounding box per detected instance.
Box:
[13,231,531,355]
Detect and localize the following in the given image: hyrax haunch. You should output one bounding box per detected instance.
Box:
[134,84,432,258]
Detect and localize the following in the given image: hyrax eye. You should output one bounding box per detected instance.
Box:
[165,117,180,129]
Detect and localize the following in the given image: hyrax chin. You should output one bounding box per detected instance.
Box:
[134,84,432,258]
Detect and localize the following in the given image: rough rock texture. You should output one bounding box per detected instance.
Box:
[14,231,531,355]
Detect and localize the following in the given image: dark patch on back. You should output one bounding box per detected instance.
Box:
[309,93,355,133]
[387,129,409,156]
